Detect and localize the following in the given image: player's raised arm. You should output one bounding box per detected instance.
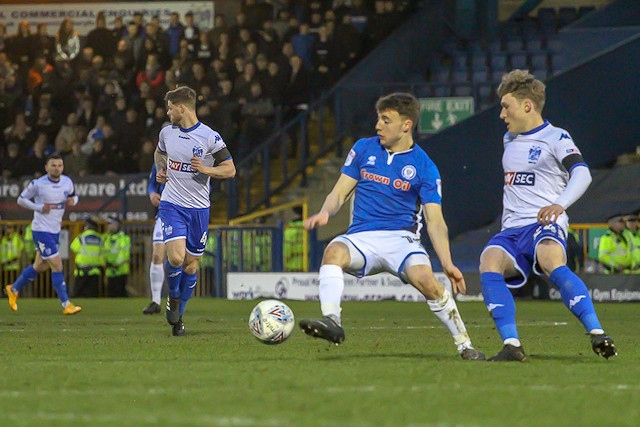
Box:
[304,173,357,230]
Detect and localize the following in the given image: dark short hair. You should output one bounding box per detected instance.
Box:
[46,153,63,163]
[164,86,197,110]
[375,92,420,129]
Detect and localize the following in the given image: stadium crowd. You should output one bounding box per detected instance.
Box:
[0,0,412,180]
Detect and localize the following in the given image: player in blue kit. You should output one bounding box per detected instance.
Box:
[480,70,616,361]
[142,163,166,315]
[299,93,485,360]
[154,86,236,336]
[5,154,82,315]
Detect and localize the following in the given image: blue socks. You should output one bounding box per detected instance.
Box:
[179,272,197,315]
[51,271,69,303]
[549,266,602,332]
[12,265,38,293]
[165,260,183,298]
[481,272,519,341]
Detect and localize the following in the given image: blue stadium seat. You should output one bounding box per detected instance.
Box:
[433,84,451,97]
[524,35,544,51]
[509,51,528,69]
[451,69,469,84]
[431,66,450,83]
[491,69,505,83]
[450,52,468,70]
[415,84,433,98]
[452,83,473,97]
[470,52,487,70]
[530,67,549,81]
[466,39,484,52]
[537,7,557,34]
[550,53,567,73]
[487,38,503,53]
[529,51,549,70]
[546,36,564,53]
[489,52,508,71]
[504,35,524,52]
[471,69,488,84]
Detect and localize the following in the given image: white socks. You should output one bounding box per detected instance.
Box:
[427,289,472,352]
[318,264,344,324]
[149,263,164,304]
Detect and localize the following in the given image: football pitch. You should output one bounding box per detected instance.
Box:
[1,298,637,427]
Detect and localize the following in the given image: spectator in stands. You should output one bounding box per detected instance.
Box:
[233,60,257,102]
[108,54,135,97]
[348,0,371,33]
[76,94,98,130]
[208,13,228,48]
[365,0,395,49]
[291,22,317,70]
[184,61,212,95]
[109,95,128,133]
[113,39,135,73]
[113,107,145,173]
[272,9,293,41]
[23,132,55,177]
[183,12,201,55]
[87,129,117,176]
[1,142,29,180]
[166,12,185,58]
[32,23,56,64]
[4,112,34,148]
[282,55,313,157]
[62,141,89,178]
[334,14,361,72]
[263,60,287,106]
[138,137,156,173]
[55,18,80,63]
[124,21,145,72]
[54,111,86,157]
[110,15,127,42]
[7,21,33,83]
[33,107,59,143]
[194,31,215,63]
[311,24,339,96]
[86,12,116,65]
[136,53,165,98]
[255,19,282,59]
[624,213,640,274]
[26,54,53,96]
[598,214,632,274]
[238,81,275,156]
[0,23,7,53]
[82,114,106,155]
[144,21,171,70]
[228,11,249,44]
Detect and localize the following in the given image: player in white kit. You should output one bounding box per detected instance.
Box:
[142,163,166,315]
[299,93,485,360]
[154,86,236,336]
[5,154,82,315]
[480,70,616,361]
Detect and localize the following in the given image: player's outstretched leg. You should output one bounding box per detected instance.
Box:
[427,289,485,360]
[299,315,345,344]
[549,266,616,359]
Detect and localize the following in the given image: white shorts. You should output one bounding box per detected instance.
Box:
[152,217,164,243]
[331,230,431,282]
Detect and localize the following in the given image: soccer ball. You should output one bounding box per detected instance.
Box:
[249,299,295,344]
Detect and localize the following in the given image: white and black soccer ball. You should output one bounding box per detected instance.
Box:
[249,299,295,344]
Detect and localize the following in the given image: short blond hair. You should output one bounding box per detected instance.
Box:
[497,69,546,112]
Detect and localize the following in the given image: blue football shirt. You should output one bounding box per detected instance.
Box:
[341,136,442,234]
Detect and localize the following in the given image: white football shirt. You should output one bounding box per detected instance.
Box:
[157,122,229,209]
[19,174,76,233]
[501,120,585,230]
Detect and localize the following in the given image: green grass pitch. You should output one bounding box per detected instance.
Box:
[0,297,637,427]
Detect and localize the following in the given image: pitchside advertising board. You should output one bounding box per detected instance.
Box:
[0,2,214,36]
[0,174,154,221]
[226,272,472,302]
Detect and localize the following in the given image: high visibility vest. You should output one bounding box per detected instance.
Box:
[1,232,25,271]
[625,229,640,274]
[598,229,631,274]
[23,224,35,260]
[70,230,104,276]
[284,220,304,271]
[103,231,131,277]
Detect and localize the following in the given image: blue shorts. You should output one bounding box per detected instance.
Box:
[31,231,60,260]
[158,201,209,256]
[482,222,567,288]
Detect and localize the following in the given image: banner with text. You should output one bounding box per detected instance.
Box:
[0,2,214,36]
[226,272,469,302]
[0,174,153,221]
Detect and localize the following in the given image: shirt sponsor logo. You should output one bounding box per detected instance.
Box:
[167,159,194,173]
[504,172,535,186]
[565,147,580,154]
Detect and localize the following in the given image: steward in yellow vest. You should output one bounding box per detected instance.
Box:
[103,217,131,297]
[70,218,104,297]
[598,215,631,274]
